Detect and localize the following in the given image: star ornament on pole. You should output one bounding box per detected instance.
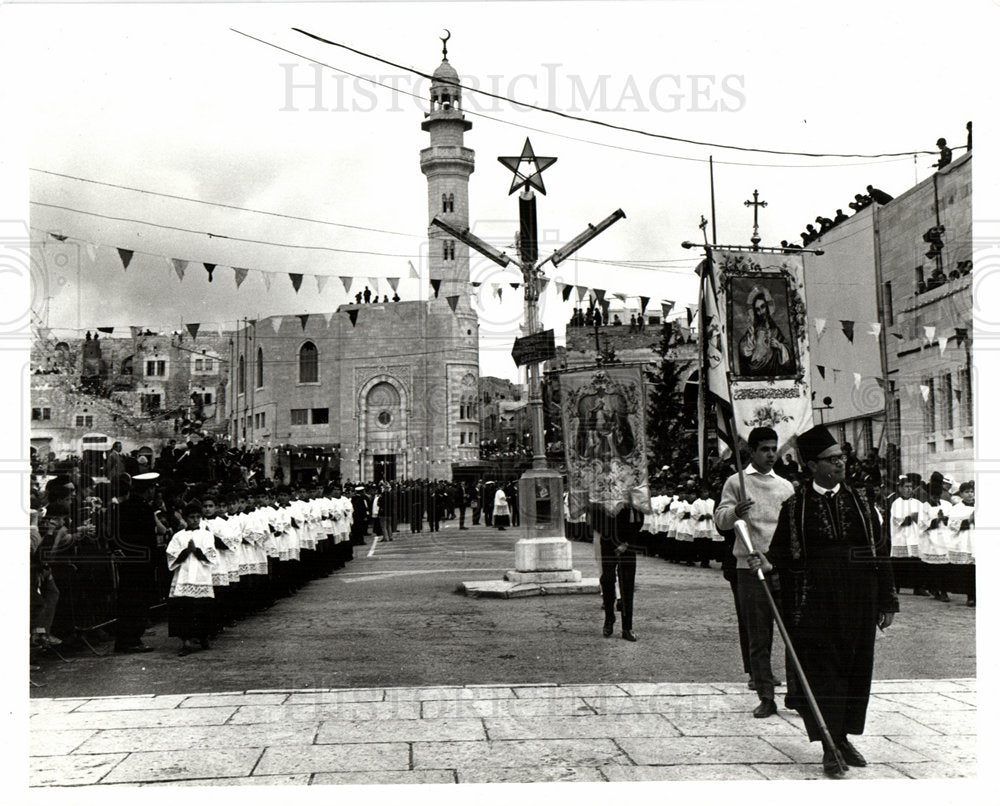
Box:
[498,138,557,195]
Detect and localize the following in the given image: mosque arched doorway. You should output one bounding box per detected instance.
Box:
[362,380,406,481]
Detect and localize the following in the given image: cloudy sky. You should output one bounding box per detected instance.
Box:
[3,0,994,383]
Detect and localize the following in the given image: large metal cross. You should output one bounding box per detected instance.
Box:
[744,189,767,250]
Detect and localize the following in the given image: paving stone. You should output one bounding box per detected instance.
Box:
[875,692,974,711]
[100,747,263,784]
[890,761,978,779]
[179,693,290,708]
[870,679,972,694]
[412,738,629,769]
[422,697,594,719]
[75,722,319,753]
[30,729,98,756]
[114,774,314,786]
[381,686,515,702]
[712,683,768,695]
[942,691,977,706]
[484,713,678,741]
[617,683,729,696]
[753,762,908,780]
[866,711,950,735]
[512,684,628,699]
[316,718,486,743]
[255,743,410,775]
[602,764,768,781]
[283,689,386,704]
[30,753,127,787]
[30,705,238,732]
[616,736,791,766]
[73,695,188,712]
[665,712,803,737]
[905,710,978,735]
[229,701,421,723]
[29,698,90,715]
[763,735,932,764]
[456,765,604,783]
[946,679,978,692]
[312,770,457,785]
[584,694,752,715]
[887,735,977,764]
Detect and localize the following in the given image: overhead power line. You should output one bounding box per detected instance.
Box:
[229,29,918,170]
[30,168,418,238]
[286,27,936,161]
[30,201,419,258]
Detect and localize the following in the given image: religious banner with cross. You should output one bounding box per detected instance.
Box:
[703,249,813,455]
[559,365,651,520]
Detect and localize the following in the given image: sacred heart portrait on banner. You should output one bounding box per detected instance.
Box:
[728,273,799,380]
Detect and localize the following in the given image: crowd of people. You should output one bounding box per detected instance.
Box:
[28,434,537,663]
[29,425,974,776]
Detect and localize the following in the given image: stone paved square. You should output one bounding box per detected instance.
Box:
[254,743,411,775]
[99,747,263,784]
[412,738,629,769]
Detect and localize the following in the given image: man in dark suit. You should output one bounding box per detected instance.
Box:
[591,502,644,642]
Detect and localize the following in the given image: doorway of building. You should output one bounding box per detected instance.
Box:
[373,454,396,482]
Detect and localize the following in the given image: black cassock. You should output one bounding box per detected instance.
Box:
[766,485,898,742]
[111,499,161,649]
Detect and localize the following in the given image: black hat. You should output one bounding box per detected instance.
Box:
[796,425,838,464]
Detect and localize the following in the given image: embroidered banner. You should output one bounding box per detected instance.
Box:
[707,249,813,453]
[559,365,651,520]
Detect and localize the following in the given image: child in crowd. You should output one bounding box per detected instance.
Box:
[201,493,240,630]
[890,475,923,594]
[691,486,721,567]
[166,501,218,656]
[948,481,975,607]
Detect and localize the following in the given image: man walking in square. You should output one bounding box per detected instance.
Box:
[715,427,792,718]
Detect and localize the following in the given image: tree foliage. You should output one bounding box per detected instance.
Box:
[645,322,697,474]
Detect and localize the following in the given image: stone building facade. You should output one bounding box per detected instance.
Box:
[877,153,972,479]
[30,329,229,459]
[228,47,480,484]
[799,152,972,478]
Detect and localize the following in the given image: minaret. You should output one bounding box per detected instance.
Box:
[420,34,474,305]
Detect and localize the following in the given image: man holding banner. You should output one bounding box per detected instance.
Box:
[749,425,898,777]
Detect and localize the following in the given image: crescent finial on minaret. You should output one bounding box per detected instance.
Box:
[441,29,450,60]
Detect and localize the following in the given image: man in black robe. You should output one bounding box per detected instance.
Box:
[750,426,897,777]
[111,474,163,653]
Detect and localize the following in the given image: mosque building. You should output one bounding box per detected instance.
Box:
[230,42,481,484]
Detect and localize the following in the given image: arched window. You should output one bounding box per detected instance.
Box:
[299,341,319,383]
[256,347,264,388]
[237,356,245,394]
[442,193,449,213]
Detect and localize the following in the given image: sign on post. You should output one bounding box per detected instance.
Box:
[511,329,556,367]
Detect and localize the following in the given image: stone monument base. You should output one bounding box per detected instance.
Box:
[458,577,600,599]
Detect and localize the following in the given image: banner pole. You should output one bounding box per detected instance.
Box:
[733,520,848,774]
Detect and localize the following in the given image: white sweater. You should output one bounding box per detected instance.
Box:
[714,471,794,569]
